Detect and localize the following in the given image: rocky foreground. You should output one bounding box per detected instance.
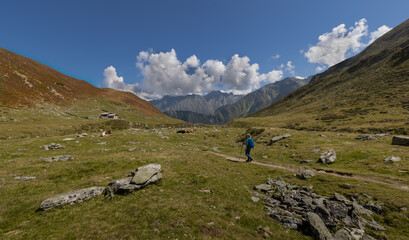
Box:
[254,177,385,240]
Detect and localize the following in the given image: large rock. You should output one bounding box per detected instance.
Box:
[307,212,334,240]
[109,164,162,194]
[392,136,409,146]
[40,187,104,211]
[318,150,336,164]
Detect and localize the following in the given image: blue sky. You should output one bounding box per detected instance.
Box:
[1,0,408,99]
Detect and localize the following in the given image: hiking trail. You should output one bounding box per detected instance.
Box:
[205,151,409,191]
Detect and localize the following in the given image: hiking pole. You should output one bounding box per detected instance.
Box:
[240,144,244,160]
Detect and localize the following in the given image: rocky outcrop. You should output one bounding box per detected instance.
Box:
[108,164,162,194]
[318,150,336,164]
[392,136,409,146]
[40,187,105,211]
[254,177,385,240]
[269,134,291,144]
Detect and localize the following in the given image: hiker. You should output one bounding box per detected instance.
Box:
[243,134,255,162]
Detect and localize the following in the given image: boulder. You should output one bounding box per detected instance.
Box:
[40,187,105,211]
[384,156,401,162]
[130,164,161,185]
[299,169,315,179]
[307,212,334,240]
[318,150,336,164]
[109,164,162,194]
[392,136,409,146]
[39,155,74,162]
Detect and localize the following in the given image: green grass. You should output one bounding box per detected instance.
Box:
[1,119,409,239]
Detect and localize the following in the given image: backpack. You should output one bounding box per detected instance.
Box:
[247,138,255,148]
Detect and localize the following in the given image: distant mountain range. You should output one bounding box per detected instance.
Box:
[162,77,310,124]
[150,91,243,115]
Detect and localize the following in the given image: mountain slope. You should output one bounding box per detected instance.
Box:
[165,77,309,124]
[150,91,242,115]
[248,18,409,133]
[212,77,310,123]
[0,47,162,117]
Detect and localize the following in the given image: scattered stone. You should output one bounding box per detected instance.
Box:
[269,134,291,144]
[384,156,401,162]
[212,147,220,152]
[39,155,74,162]
[356,135,376,141]
[374,133,390,138]
[392,136,409,146]
[41,143,65,150]
[322,106,329,110]
[97,142,107,145]
[301,160,313,164]
[312,148,321,152]
[399,170,408,173]
[251,196,260,202]
[102,149,111,152]
[77,133,88,138]
[263,156,268,159]
[400,207,407,212]
[257,226,272,239]
[128,147,136,151]
[108,164,162,194]
[14,176,36,180]
[299,169,315,179]
[40,187,104,211]
[160,136,169,139]
[198,189,213,193]
[318,150,336,164]
[319,134,326,137]
[127,141,139,145]
[62,138,75,141]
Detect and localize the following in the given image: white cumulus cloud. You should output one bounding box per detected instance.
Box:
[103,66,160,101]
[134,49,283,97]
[368,25,392,45]
[285,61,295,75]
[305,18,392,72]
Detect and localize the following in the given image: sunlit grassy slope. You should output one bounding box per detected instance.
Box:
[1,123,409,239]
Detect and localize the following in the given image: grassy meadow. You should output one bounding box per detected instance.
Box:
[1,113,409,239]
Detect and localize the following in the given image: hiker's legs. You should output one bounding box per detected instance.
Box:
[245,147,253,161]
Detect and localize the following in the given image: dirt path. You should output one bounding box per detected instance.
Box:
[205,151,409,191]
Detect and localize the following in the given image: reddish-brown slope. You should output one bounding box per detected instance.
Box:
[0,47,162,116]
